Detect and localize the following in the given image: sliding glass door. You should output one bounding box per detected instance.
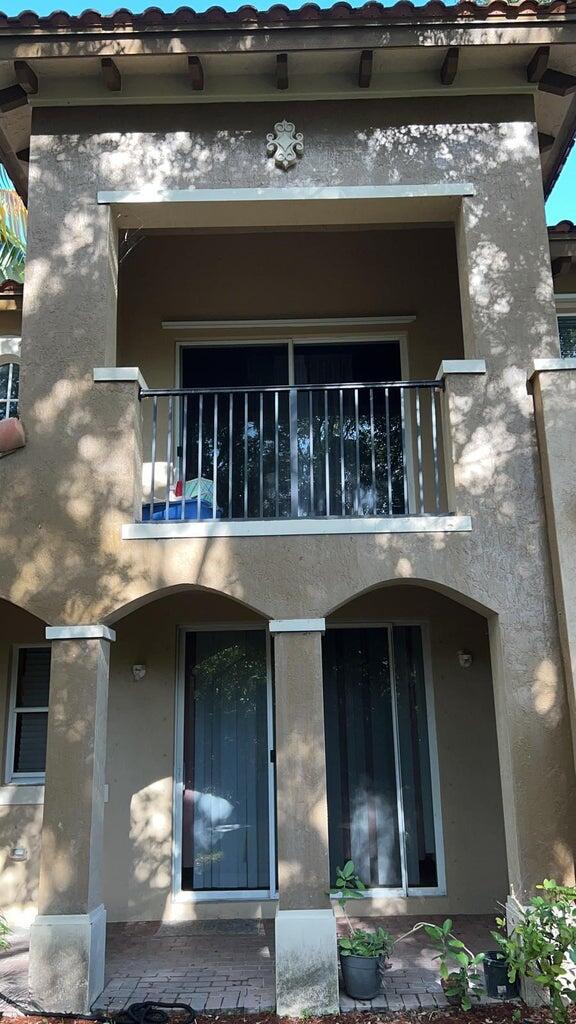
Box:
[322,625,442,893]
[179,628,274,896]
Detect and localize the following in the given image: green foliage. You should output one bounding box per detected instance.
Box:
[331,860,393,960]
[492,879,576,1024]
[418,919,485,1011]
[339,927,394,959]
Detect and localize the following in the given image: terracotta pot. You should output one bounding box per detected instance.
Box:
[0,417,25,455]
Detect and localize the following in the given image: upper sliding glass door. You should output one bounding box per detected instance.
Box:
[322,624,441,892]
[177,340,406,520]
[180,628,274,895]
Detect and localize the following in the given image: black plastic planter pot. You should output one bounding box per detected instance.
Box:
[340,954,382,1000]
[483,951,519,999]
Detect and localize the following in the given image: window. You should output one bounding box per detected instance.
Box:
[558,315,576,358]
[0,362,19,420]
[7,646,51,783]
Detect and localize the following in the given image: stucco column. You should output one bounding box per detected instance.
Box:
[530,360,576,771]
[270,619,339,1017]
[442,363,576,900]
[29,625,115,1013]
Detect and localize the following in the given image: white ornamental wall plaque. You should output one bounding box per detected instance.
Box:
[266,120,304,170]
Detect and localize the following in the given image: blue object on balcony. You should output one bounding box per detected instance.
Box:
[141,499,216,522]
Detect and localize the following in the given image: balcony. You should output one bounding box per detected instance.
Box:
[134,378,453,535]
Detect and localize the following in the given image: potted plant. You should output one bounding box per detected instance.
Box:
[491,879,576,1024]
[331,860,393,1000]
[397,918,485,1010]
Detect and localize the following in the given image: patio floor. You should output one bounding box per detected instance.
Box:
[0,915,498,1015]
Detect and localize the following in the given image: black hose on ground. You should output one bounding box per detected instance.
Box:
[0,993,196,1024]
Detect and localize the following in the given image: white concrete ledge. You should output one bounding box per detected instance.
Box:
[122,514,472,540]
[99,183,476,206]
[46,625,116,642]
[93,367,148,389]
[270,618,326,634]
[436,359,487,379]
[528,357,576,383]
[0,785,44,806]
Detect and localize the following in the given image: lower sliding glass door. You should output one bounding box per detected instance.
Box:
[322,625,442,894]
[179,628,275,897]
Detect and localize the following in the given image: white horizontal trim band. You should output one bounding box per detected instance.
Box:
[277,909,335,919]
[99,183,476,206]
[122,515,472,540]
[93,367,148,388]
[269,618,326,634]
[46,625,116,642]
[32,904,106,928]
[163,316,416,331]
[436,359,487,379]
[0,785,44,806]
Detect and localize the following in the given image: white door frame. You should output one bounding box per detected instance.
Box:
[172,622,277,903]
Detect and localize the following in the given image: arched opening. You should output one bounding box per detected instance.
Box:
[103,587,274,925]
[324,583,508,915]
[0,599,49,928]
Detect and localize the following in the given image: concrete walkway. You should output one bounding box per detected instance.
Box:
[0,915,498,1015]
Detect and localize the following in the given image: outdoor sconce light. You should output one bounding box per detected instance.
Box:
[131,664,147,681]
[458,650,473,669]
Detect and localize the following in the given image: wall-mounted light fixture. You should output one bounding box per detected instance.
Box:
[458,650,473,669]
[131,664,147,681]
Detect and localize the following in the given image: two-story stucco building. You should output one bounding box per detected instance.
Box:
[0,0,575,1016]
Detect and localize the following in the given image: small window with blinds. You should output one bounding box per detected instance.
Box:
[7,646,51,782]
[558,315,576,359]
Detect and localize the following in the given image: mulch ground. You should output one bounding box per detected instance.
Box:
[1,1005,576,1024]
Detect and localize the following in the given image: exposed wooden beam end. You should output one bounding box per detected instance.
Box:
[538,132,555,153]
[276,53,289,90]
[527,45,550,84]
[101,57,121,92]
[539,68,576,96]
[551,255,573,278]
[188,55,204,91]
[441,47,459,86]
[16,147,30,162]
[0,84,27,113]
[358,49,373,89]
[14,60,38,96]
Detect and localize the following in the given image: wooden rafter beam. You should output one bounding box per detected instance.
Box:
[441,47,459,86]
[0,84,27,113]
[14,59,38,95]
[539,69,576,97]
[0,122,27,205]
[358,49,373,89]
[101,56,121,92]
[188,55,204,91]
[276,52,288,90]
[527,46,550,83]
[538,132,555,153]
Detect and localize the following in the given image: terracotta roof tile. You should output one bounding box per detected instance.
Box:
[0,0,573,31]
[549,220,576,234]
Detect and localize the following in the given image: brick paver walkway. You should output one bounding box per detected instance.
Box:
[0,914,499,1015]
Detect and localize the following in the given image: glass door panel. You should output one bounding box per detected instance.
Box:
[322,627,402,888]
[181,629,272,892]
[323,624,439,891]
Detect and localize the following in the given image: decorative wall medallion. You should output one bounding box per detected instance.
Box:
[266,120,304,170]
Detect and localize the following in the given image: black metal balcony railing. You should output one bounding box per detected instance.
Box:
[139,380,446,524]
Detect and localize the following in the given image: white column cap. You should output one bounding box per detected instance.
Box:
[93,367,148,389]
[436,359,487,380]
[269,618,326,634]
[45,625,116,642]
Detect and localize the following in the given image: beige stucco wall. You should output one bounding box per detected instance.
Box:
[0,92,574,926]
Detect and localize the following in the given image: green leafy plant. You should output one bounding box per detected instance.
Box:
[0,912,10,953]
[331,861,393,960]
[396,918,484,1010]
[492,879,576,1024]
